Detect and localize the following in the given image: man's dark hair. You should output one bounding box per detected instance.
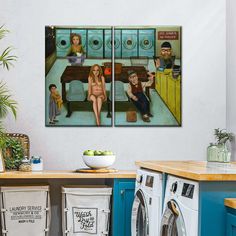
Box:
[49,84,57,91]
[161,41,172,49]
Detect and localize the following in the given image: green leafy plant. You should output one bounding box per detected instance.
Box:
[0,25,17,140]
[0,25,17,70]
[2,137,24,170]
[214,128,234,145]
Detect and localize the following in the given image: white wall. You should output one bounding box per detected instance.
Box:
[0,0,226,170]
[227,0,236,160]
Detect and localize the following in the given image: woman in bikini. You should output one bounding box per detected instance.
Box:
[87,64,107,126]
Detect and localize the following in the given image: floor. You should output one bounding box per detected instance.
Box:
[45,59,178,126]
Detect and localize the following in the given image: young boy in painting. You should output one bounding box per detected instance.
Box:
[48,84,62,125]
[127,70,153,122]
[155,41,175,69]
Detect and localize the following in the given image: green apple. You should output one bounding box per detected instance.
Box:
[94,150,103,156]
[103,150,113,155]
[83,150,94,156]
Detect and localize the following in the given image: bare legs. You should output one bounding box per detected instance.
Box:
[89,95,104,126]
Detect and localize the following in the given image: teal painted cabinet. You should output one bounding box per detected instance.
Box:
[226,208,236,236]
[112,179,135,236]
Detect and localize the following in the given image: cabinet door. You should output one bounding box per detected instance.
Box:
[227,213,236,236]
[112,179,135,236]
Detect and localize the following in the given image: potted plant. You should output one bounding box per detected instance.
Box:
[0,25,24,169]
[207,129,234,163]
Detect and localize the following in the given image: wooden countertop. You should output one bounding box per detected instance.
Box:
[225,198,236,209]
[135,160,236,181]
[0,170,136,179]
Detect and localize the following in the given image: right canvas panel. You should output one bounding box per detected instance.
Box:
[114,26,181,127]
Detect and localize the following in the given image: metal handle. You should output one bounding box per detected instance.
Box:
[170,201,179,216]
[120,190,125,195]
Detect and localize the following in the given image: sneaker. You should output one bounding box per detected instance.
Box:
[148,113,153,117]
[49,121,55,125]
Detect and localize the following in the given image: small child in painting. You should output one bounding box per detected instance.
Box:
[127,70,153,123]
[48,84,62,125]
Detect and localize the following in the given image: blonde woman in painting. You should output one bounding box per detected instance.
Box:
[87,64,107,126]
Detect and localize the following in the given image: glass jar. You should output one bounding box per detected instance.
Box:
[217,143,231,163]
[19,158,32,172]
[207,143,219,162]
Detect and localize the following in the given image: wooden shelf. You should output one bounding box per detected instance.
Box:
[0,170,136,179]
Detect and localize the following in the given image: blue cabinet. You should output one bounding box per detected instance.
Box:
[112,179,135,236]
[226,208,236,236]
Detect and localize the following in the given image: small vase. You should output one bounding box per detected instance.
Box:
[207,143,219,162]
[217,143,231,163]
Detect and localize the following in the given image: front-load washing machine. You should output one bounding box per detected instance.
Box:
[114,29,121,58]
[160,175,199,236]
[122,29,138,58]
[56,28,71,57]
[87,29,104,58]
[139,29,155,58]
[105,29,112,58]
[131,169,163,236]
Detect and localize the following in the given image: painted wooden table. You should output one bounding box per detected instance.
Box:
[60,65,148,102]
[135,160,236,236]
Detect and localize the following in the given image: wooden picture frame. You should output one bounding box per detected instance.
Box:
[0,149,5,172]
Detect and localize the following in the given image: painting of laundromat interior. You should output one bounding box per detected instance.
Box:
[45,26,181,127]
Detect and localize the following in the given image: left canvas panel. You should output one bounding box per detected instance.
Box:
[45,26,112,127]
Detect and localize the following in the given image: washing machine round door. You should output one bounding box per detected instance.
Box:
[89,36,103,50]
[160,200,186,236]
[131,189,149,236]
[56,36,70,50]
[106,37,120,49]
[123,37,137,50]
[140,38,153,50]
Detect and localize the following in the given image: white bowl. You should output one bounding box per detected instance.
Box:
[82,155,116,169]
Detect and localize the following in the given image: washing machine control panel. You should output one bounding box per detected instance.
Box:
[145,175,154,188]
[136,175,143,184]
[171,181,178,193]
[181,183,195,199]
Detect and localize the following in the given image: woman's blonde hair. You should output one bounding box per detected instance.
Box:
[89,64,103,83]
[70,33,82,45]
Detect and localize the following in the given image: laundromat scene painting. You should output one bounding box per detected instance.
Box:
[45,26,181,127]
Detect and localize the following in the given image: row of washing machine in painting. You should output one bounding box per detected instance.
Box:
[56,28,155,58]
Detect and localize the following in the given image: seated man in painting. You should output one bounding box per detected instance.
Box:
[127,70,153,123]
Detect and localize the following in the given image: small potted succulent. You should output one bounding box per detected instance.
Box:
[207,129,234,163]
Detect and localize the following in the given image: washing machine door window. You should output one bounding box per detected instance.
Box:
[123,38,137,50]
[106,38,120,49]
[140,38,153,50]
[160,200,186,236]
[89,36,103,50]
[131,189,149,236]
[56,36,70,50]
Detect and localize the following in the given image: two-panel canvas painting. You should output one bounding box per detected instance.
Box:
[45,26,181,127]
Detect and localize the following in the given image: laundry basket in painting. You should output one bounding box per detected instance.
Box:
[62,185,112,236]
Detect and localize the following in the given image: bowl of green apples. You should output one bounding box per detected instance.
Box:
[82,150,116,169]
